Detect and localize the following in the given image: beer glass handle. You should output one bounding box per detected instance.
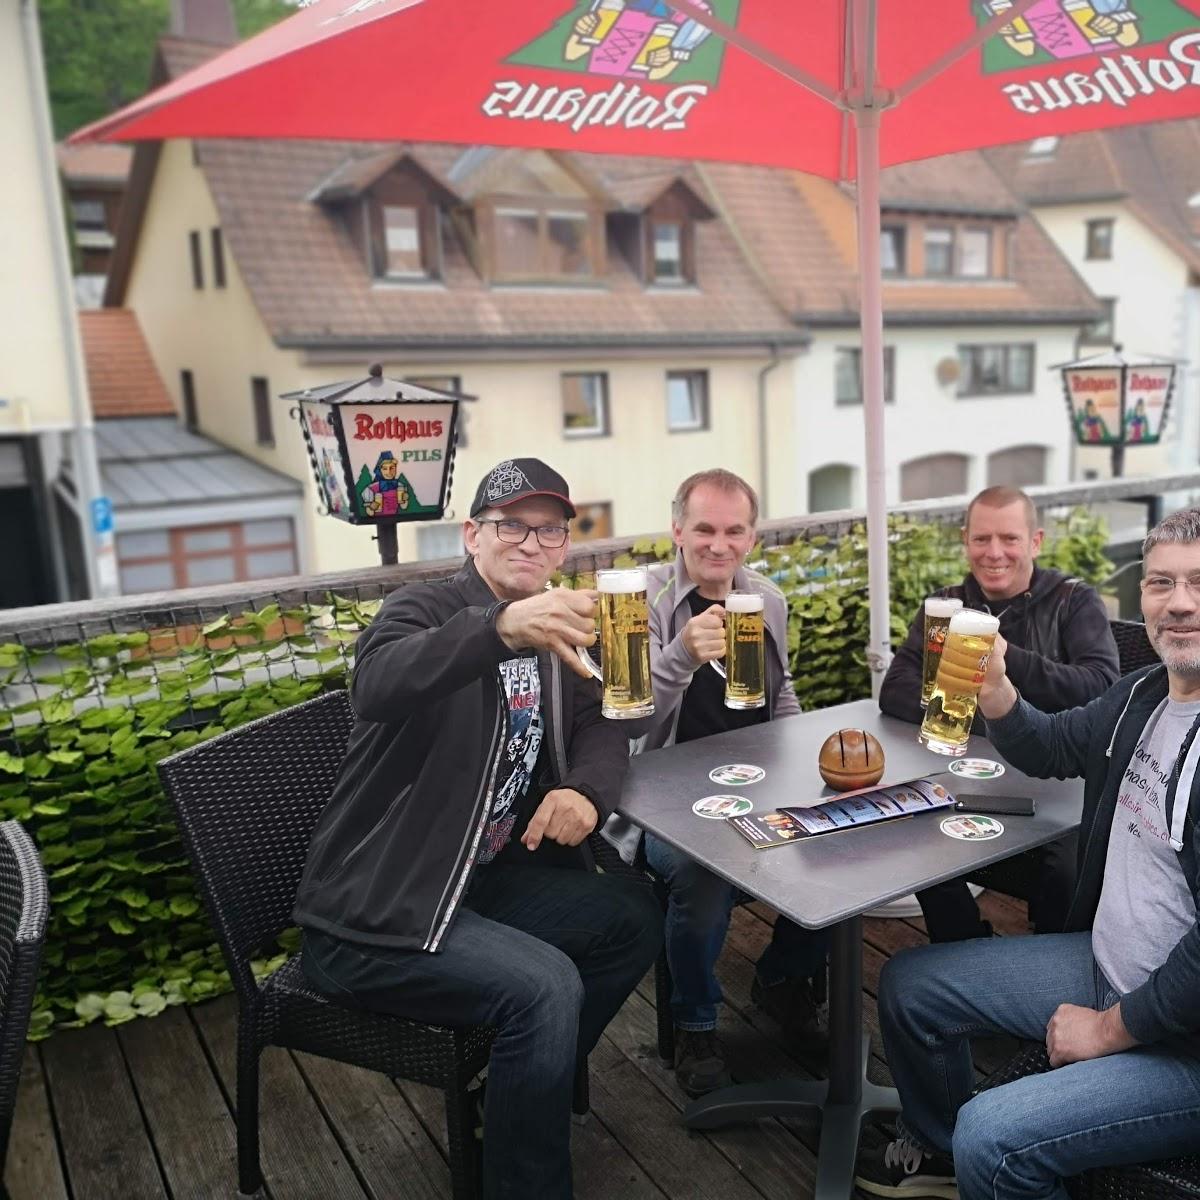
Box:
[576,644,603,681]
[708,659,727,680]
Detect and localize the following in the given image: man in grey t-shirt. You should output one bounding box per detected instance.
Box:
[1092,698,1197,995]
[857,508,1200,1200]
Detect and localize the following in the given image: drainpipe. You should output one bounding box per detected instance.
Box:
[757,343,781,519]
[20,0,110,597]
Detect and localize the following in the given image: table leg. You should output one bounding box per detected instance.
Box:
[682,915,900,1199]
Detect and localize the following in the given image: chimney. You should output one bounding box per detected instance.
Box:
[170,0,238,45]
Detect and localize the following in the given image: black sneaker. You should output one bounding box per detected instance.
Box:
[673,1028,731,1098]
[751,975,829,1053]
[855,1134,958,1199]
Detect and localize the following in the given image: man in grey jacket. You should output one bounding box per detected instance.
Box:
[642,469,828,1095]
[857,507,1200,1200]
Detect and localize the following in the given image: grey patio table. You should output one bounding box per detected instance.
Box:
[617,697,1084,1200]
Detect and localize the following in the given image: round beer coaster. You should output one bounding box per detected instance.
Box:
[940,815,1005,841]
[708,763,766,786]
[949,758,1006,780]
[693,794,754,819]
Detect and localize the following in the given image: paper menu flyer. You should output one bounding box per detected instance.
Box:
[728,778,955,848]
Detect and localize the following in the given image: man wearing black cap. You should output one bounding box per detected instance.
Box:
[295,458,662,1200]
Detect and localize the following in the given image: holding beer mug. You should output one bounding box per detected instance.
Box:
[710,591,766,709]
[920,597,964,707]
[919,609,1000,756]
[576,567,655,719]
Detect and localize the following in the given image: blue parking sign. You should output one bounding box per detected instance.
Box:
[91,497,114,536]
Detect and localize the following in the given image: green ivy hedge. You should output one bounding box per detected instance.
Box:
[4,510,1110,1038]
[1,596,380,1038]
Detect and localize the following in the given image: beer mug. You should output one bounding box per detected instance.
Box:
[919,610,1000,756]
[576,568,654,720]
[710,591,766,709]
[920,597,964,707]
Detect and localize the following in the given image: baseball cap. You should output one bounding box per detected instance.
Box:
[470,458,576,519]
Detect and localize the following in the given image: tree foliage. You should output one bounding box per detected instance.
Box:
[41,0,295,139]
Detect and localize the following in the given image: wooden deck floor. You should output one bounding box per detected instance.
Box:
[5,893,1030,1200]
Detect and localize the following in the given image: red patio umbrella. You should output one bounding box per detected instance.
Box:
[72,0,1200,690]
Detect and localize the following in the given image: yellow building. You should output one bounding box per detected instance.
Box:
[101,34,806,579]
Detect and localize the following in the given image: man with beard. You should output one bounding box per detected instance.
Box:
[856,507,1200,1200]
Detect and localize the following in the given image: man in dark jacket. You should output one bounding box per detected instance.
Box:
[294,458,662,1200]
[880,486,1119,940]
[857,507,1200,1200]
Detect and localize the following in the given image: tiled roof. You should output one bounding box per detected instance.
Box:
[56,142,132,185]
[708,152,1100,324]
[987,121,1200,272]
[106,35,1101,344]
[194,136,802,347]
[78,309,176,419]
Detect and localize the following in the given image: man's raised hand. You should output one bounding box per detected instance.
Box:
[496,587,598,679]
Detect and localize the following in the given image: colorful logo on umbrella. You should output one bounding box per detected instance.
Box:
[509,1,735,85]
[482,1,739,135]
[976,0,1200,114]
[978,1,1200,67]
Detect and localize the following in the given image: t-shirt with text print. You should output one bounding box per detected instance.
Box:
[476,655,543,865]
[1092,697,1197,996]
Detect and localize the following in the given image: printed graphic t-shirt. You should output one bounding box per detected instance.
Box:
[476,655,544,865]
[1092,698,1197,996]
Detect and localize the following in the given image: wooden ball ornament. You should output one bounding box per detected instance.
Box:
[818,728,885,791]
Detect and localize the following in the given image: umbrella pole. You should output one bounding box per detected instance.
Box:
[853,100,892,697]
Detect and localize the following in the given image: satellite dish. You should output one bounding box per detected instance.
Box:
[936,357,961,386]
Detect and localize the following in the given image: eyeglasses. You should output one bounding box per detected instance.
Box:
[476,518,569,549]
[1141,574,1200,600]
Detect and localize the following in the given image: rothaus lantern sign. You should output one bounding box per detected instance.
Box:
[283,364,464,564]
[1056,346,1178,478]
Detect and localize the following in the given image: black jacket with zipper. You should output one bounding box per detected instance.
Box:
[293,558,630,952]
[880,565,1119,727]
[986,665,1200,1046]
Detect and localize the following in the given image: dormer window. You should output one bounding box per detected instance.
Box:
[911,220,999,279]
[652,221,685,283]
[488,202,602,282]
[959,228,991,278]
[379,205,424,277]
[313,150,455,283]
[881,225,906,276]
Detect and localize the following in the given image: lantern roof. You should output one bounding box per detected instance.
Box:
[1050,346,1182,372]
[280,363,463,405]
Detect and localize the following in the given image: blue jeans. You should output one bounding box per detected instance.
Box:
[879,931,1200,1200]
[302,863,662,1200]
[645,832,829,1031]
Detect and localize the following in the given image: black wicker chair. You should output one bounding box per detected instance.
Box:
[1110,618,1160,677]
[976,1042,1200,1199]
[0,820,49,1179]
[157,690,496,1198]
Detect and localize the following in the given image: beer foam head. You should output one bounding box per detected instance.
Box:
[597,567,647,593]
[724,591,764,613]
[925,597,963,618]
[948,609,1000,637]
